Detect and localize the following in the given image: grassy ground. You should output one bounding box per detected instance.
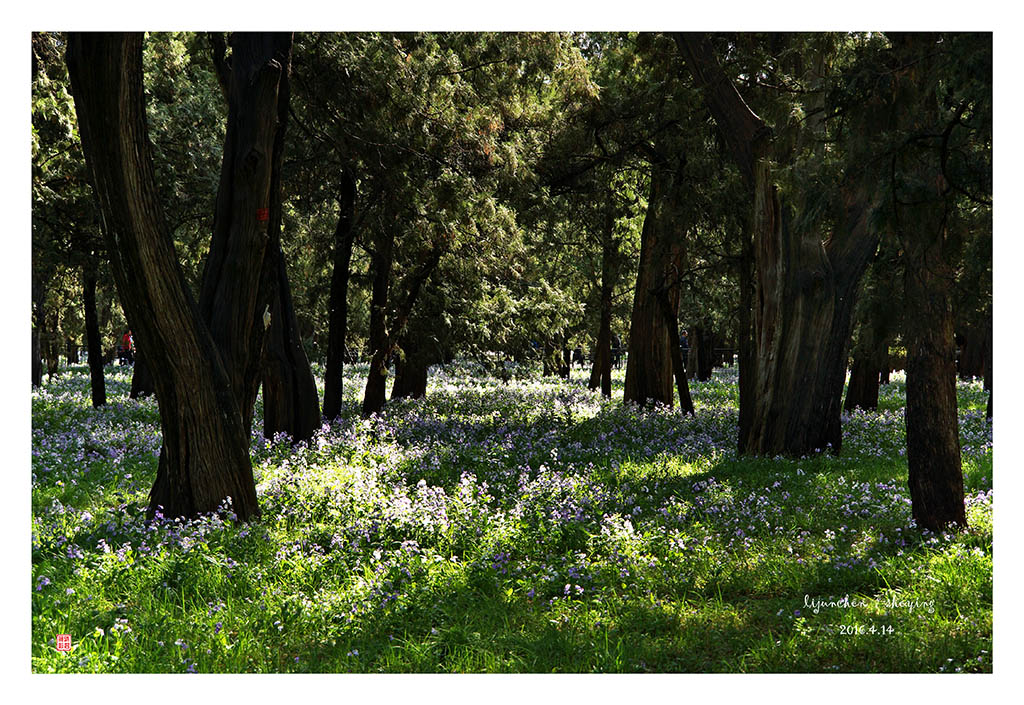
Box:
[30,361,992,673]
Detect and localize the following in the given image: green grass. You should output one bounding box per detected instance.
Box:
[31,363,992,673]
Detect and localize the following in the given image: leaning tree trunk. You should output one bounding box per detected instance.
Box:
[323,171,357,420]
[82,265,106,407]
[624,154,687,409]
[656,289,695,414]
[67,32,265,521]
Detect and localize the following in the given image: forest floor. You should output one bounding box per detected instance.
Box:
[30,361,992,673]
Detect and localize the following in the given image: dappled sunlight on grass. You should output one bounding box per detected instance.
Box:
[32,362,992,673]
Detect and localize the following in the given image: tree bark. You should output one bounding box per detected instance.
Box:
[198,32,294,437]
[82,265,106,407]
[262,244,321,442]
[624,155,687,409]
[890,32,966,532]
[130,343,156,399]
[589,207,617,398]
[678,33,879,456]
[323,171,357,420]
[391,334,431,400]
[67,32,262,521]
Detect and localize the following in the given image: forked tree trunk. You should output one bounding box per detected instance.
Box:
[262,245,321,442]
[198,32,294,438]
[323,171,357,420]
[678,33,879,456]
[82,266,106,407]
[67,32,263,521]
[624,155,688,409]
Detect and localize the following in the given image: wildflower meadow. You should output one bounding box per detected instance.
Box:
[30,361,992,674]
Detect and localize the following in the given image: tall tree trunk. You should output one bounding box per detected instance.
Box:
[361,236,448,417]
[736,218,755,453]
[31,272,45,388]
[198,32,294,438]
[678,33,879,456]
[656,289,695,414]
[624,155,686,408]
[323,171,357,420]
[845,321,887,412]
[67,32,267,521]
[362,229,395,417]
[590,204,618,397]
[890,33,966,532]
[82,266,106,407]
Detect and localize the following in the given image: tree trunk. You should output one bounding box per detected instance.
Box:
[130,343,156,398]
[197,32,294,437]
[67,32,265,521]
[656,289,695,414]
[589,208,617,398]
[362,229,395,417]
[391,335,431,400]
[262,243,321,443]
[361,235,447,417]
[890,32,966,532]
[624,155,686,409]
[844,318,887,411]
[678,33,879,456]
[31,272,45,388]
[82,266,106,407]
[736,219,755,453]
[323,171,357,420]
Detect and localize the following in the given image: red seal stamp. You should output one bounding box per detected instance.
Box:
[56,634,72,652]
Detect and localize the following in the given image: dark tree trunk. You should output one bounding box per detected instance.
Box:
[130,344,156,399]
[656,290,695,414]
[844,318,888,411]
[589,208,617,398]
[323,171,357,420]
[67,32,267,521]
[678,33,879,456]
[262,244,321,443]
[82,266,106,407]
[198,32,294,438]
[687,324,715,382]
[31,273,44,388]
[624,154,687,409]
[362,229,395,417]
[391,335,431,400]
[253,45,321,444]
[736,219,755,453]
[361,233,447,417]
[890,32,966,532]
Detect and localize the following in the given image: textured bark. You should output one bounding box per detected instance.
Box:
[82,266,106,407]
[262,244,321,442]
[323,172,357,420]
[679,33,879,456]
[890,32,966,532]
[67,32,260,521]
[198,32,293,437]
[845,321,887,411]
[657,290,695,414]
[624,156,687,408]
[130,344,156,399]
